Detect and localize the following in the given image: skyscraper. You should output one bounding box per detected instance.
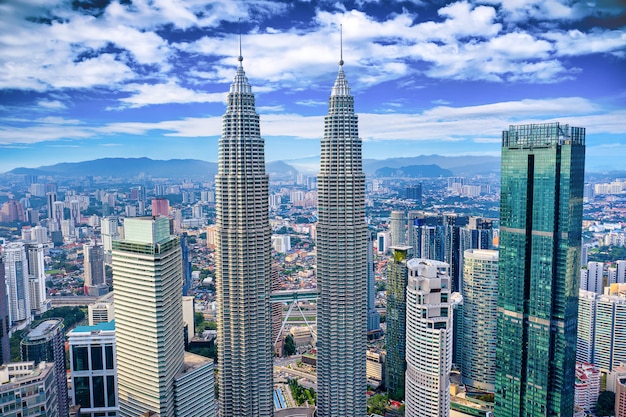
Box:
[405,259,461,417]
[26,242,49,315]
[390,210,407,246]
[215,51,273,416]
[2,242,30,323]
[495,122,585,417]
[366,231,381,335]
[460,249,498,391]
[316,53,368,416]
[84,243,107,296]
[113,216,184,417]
[385,245,411,400]
[0,258,9,364]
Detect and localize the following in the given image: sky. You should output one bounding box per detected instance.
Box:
[1,0,625,174]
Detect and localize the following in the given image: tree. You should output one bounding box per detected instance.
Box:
[367,394,388,415]
[596,391,615,416]
[284,334,296,356]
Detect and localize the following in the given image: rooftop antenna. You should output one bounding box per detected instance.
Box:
[339,23,344,66]
[238,19,243,64]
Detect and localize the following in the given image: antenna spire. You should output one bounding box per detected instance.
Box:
[238,19,243,64]
[339,24,344,66]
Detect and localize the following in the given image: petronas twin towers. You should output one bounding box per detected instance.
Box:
[215,49,367,416]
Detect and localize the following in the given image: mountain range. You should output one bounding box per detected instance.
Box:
[5,155,501,179]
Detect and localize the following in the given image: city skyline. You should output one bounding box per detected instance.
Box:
[1,1,625,173]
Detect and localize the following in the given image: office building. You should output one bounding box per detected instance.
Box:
[405,259,461,417]
[46,192,57,220]
[2,242,31,323]
[0,361,58,417]
[405,184,422,202]
[366,350,385,389]
[88,292,115,326]
[385,246,411,400]
[151,198,169,217]
[26,242,49,315]
[84,243,108,296]
[112,217,184,417]
[68,321,118,417]
[21,319,68,417]
[0,258,9,364]
[460,249,498,391]
[390,210,406,246]
[100,216,119,263]
[214,52,273,416]
[316,54,368,417]
[377,231,390,254]
[173,352,216,417]
[495,122,585,417]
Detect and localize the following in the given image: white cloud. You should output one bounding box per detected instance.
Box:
[37,100,66,110]
[119,82,227,108]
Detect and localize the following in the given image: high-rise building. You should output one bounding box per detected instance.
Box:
[70,199,81,226]
[2,242,30,323]
[88,292,115,326]
[68,321,118,416]
[377,231,390,254]
[405,259,461,417]
[495,122,585,417]
[21,319,69,417]
[151,198,169,217]
[52,200,65,230]
[366,231,381,335]
[84,243,107,296]
[100,216,119,263]
[30,225,48,244]
[46,192,57,220]
[26,243,49,315]
[581,261,604,294]
[460,249,498,391]
[385,246,411,400]
[0,258,9,364]
[390,210,406,246]
[576,289,597,364]
[316,54,368,417]
[112,217,184,417]
[215,52,273,416]
[574,362,600,412]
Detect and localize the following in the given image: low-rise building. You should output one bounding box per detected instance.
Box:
[0,361,58,416]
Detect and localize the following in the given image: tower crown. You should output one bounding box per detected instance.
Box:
[229,42,251,94]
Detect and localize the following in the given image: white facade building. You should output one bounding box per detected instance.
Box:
[574,362,600,412]
[26,243,49,315]
[460,249,498,391]
[405,259,462,417]
[581,261,604,294]
[2,242,31,323]
[112,217,184,417]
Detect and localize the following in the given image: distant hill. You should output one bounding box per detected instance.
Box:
[285,154,500,176]
[6,157,300,180]
[363,155,500,177]
[375,164,452,178]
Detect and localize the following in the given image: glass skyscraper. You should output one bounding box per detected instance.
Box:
[385,245,411,401]
[215,52,273,416]
[316,57,368,417]
[495,122,585,417]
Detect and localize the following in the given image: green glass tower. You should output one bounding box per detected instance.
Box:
[385,245,411,401]
[495,123,585,417]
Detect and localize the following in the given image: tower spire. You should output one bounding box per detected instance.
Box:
[339,23,344,66]
[238,19,243,65]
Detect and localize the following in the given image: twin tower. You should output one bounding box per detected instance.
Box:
[215,52,368,416]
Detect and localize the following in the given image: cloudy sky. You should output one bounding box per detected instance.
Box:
[1,0,625,173]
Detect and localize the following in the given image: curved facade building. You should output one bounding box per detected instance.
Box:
[460,249,498,391]
[316,59,368,416]
[215,53,274,416]
[405,259,461,417]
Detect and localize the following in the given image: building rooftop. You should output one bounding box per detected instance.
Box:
[24,319,62,341]
[179,351,212,375]
[71,320,116,334]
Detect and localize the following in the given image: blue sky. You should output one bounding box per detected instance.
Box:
[1,0,625,173]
